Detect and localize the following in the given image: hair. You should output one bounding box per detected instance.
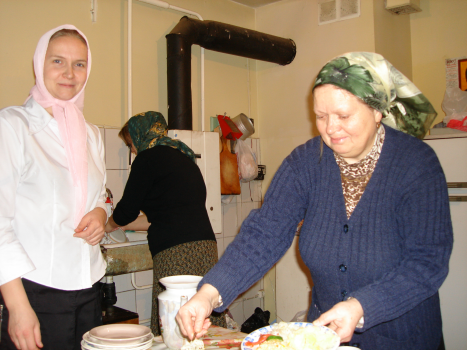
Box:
[49,29,87,46]
[118,121,132,148]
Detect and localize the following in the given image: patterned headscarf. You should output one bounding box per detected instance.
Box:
[313,52,437,139]
[128,111,196,162]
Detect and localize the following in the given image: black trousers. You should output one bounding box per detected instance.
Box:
[0,279,102,350]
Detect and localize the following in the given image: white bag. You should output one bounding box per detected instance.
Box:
[290,310,308,322]
[442,87,467,125]
[235,139,258,182]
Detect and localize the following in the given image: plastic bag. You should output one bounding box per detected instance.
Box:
[240,307,270,334]
[290,310,308,322]
[235,139,258,182]
[225,310,240,332]
[442,87,467,131]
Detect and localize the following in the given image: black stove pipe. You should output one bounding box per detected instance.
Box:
[166,16,296,130]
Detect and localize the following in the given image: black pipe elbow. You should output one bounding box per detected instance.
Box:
[166,16,296,130]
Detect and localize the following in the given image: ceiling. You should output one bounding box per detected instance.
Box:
[228,0,283,8]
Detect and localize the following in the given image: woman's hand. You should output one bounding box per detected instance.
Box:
[8,303,42,350]
[176,284,219,340]
[105,215,120,233]
[123,214,150,232]
[74,207,107,245]
[0,279,43,350]
[105,222,120,233]
[312,298,364,343]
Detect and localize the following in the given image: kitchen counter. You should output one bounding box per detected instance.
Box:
[102,305,139,325]
[101,231,153,276]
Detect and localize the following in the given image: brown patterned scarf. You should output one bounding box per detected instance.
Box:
[334,125,385,218]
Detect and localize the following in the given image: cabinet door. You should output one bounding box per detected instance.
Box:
[167,130,222,234]
[424,136,467,350]
[441,201,467,349]
[424,136,467,182]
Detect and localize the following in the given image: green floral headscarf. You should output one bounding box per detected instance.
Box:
[313,52,437,139]
[128,111,196,162]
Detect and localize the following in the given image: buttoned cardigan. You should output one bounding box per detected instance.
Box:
[201,126,453,350]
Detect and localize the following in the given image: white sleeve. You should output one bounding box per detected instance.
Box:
[0,113,35,286]
[92,125,110,218]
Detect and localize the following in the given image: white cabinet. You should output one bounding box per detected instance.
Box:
[168,130,222,234]
[104,128,131,170]
[424,135,467,182]
[424,134,467,350]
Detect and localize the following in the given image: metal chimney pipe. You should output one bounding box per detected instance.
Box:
[166,16,296,130]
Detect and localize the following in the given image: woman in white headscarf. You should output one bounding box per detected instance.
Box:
[177,52,452,350]
[0,25,108,350]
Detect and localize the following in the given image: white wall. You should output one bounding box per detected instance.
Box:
[218,138,265,325]
[0,0,258,130]
[410,0,467,125]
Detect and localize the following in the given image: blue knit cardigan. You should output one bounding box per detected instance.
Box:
[201,126,453,350]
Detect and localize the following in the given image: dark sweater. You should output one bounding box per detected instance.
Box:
[201,126,453,350]
[112,146,216,257]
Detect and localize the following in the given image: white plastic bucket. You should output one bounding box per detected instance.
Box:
[158,275,203,350]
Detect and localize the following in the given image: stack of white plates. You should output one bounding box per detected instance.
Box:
[82,324,154,350]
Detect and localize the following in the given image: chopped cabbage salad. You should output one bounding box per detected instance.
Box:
[244,322,339,350]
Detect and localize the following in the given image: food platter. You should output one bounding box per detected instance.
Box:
[241,322,340,350]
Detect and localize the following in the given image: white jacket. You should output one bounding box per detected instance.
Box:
[0,98,107,290]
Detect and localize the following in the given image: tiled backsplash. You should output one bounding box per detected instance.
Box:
[99,126,264,327]
[99,127,130,205]
[217,138,264,326]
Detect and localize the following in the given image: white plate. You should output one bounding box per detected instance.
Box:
[108,228,128,243]
[241,322,340,350]
[82,333,153,349]
[88,325,152,345]
[83,332,153,348]
[81,339,153,350]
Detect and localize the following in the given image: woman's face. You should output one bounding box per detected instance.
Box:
[126,137,138,155]
[130,142,138,155]
[314,84,382,164]
[43,35,88,101]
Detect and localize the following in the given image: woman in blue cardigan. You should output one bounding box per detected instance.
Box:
[176,52,453,350]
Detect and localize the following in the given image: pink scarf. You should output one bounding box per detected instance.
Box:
[27,24,92,227]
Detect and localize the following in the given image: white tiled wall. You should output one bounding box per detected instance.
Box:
[98,126,154,326]
[216,138,265,326]
[99,127,131,205]
[99,127,264,327]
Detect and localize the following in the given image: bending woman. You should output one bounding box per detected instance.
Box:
[0,25,108,350]
[105,112,226,335]
[177,52,452,350]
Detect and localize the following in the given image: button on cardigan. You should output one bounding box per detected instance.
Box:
[201,126,453,350]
